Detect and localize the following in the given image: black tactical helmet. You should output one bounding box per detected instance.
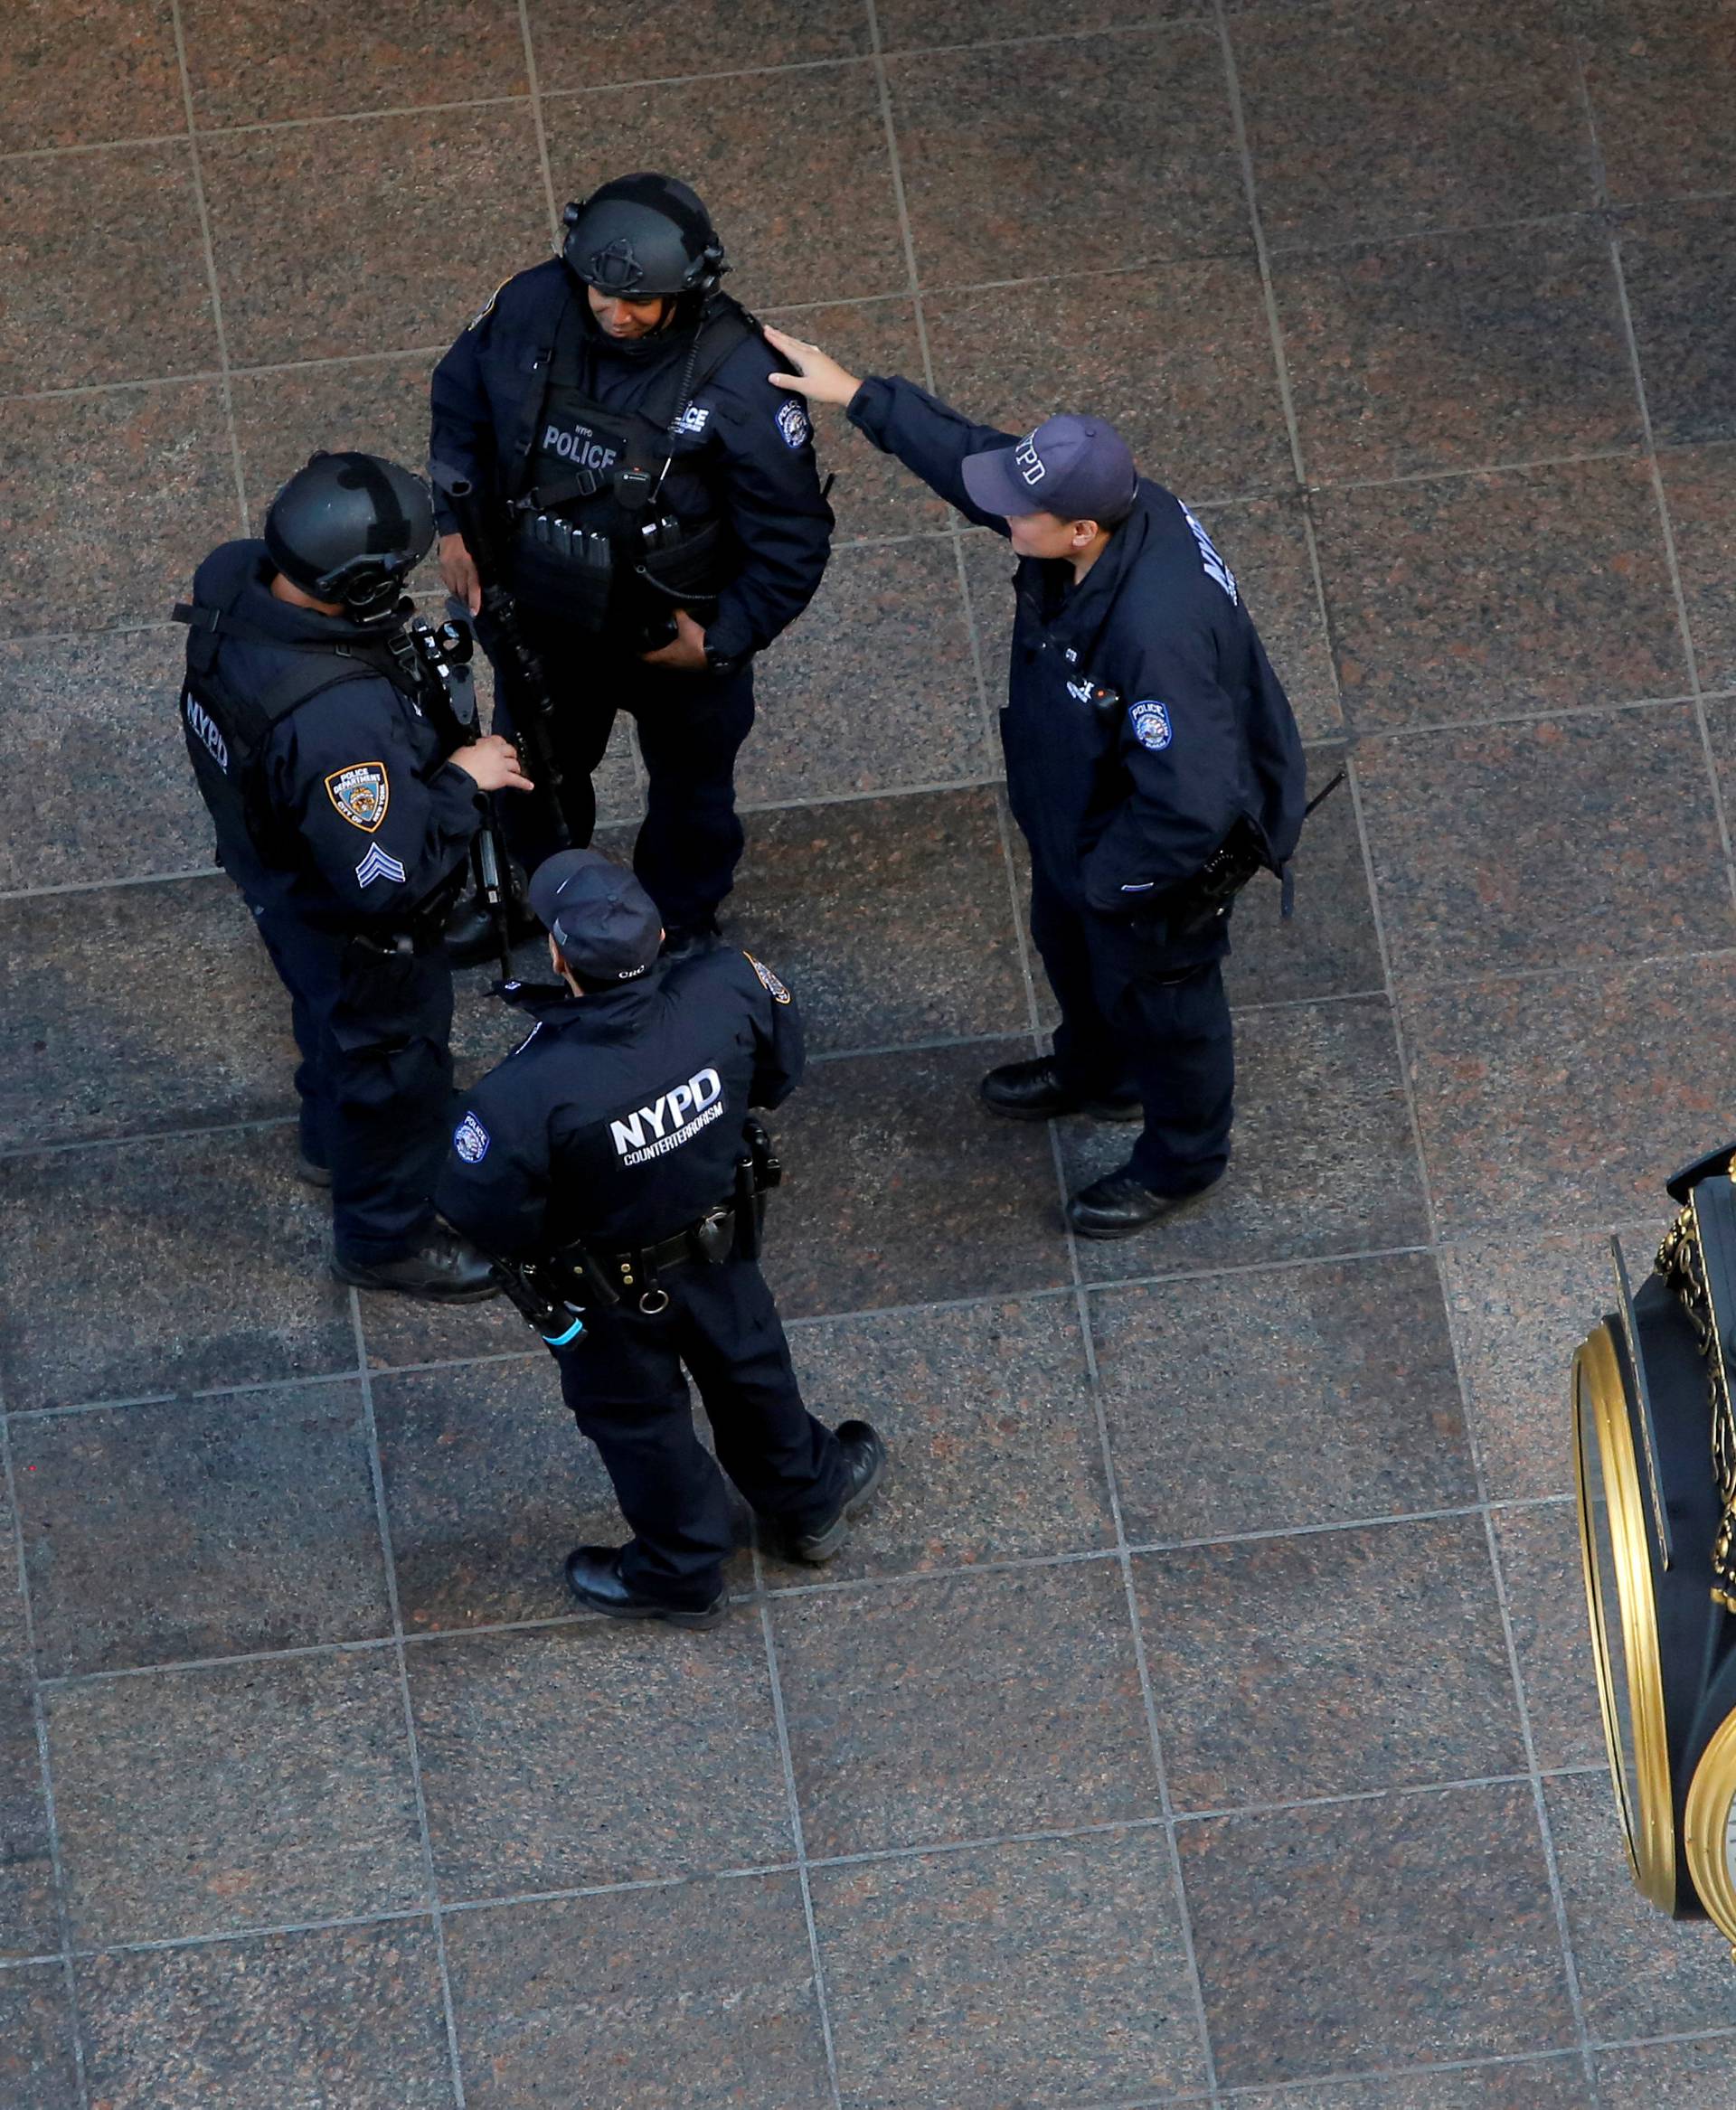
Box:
[561,173,727,302]
[263,451,435,621]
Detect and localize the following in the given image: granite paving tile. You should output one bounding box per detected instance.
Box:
[0,626,210,888]
[0,1473,25,1672]
[1223,741,1382,1006]
[1316,457,1686,733]
[47,1649,425,1946]
[1182,1784,1576,2086]
[0,0,181,153]
[201,107,548,369]
[776,1295,1114,1582]
[1544,1766,1736,2039]
[1138,1515,1523,1809]
[922,259,1292,505]
[759,1039,1071,1317]
[1357,705,1731,980]
[410,1620,788,1897]
[1057,995,1429,1281]
[1235,0,1591,252]
[0,876,294,1148]
[1092,1252,1476,1545]
[0,146,215,394]
[1439,1222,1655,1502]
[759,297,947,542]
[730,787,1026,1051]
[1665,444,1736,692]
[0,1965,80,2110]
[1401,956,1736,1238]
[0,381,240,637]
[542,62,904,311]
[13,1380,391,1678]
[886,28,1249,287]
[1231,2059,1592,2110]
[1580,0,1736,205]
[1620,198,1736,446]
[1276,222,1639,485]
[181,0,526,126]
[1490,1499,1604,1771]
[1595,2036,1736,2107]
[0,1126,355,1414]
[773,1561,1153,1857]
[446,1875,829,2106]
[740,535,989,804]
[528,0,869,91]
[813,1830,1211,2109]
[875,0,1198,49]
[0,1675,56,1961]
[229,352,437,529]
[75,1922,455,2108]
[376,1352,756,1632]
[1197,494,1344,742]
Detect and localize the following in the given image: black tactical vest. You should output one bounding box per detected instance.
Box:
[507,296,755,633]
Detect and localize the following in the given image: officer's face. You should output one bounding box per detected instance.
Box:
[588,285,672,340]
[1005,510,1096,560]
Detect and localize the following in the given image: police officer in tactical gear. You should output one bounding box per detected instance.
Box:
[429,172,834,946]
[176,450,533,1301]
[436,849,885,1626]
[768,330,1307,1240]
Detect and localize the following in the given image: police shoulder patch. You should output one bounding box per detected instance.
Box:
[744,952,792,1005]
[453,1112,490,1163]
[1128,702,1174,753]
[776,397,810,450]
[467,277,510,331]
[326,761,390,832]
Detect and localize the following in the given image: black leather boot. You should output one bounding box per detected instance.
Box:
[776,1420,888,1565]
[563,1545,728,1628]
[1065,1164,1217,1240]
[331,1226,500,1303]
[980,1056,1140,1123]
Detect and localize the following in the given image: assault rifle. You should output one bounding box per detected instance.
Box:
[431,464,576,852]
[403,612,514,981]
[1161,768,1347,939]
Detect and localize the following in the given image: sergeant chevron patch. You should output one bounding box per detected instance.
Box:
[354,843,408,889]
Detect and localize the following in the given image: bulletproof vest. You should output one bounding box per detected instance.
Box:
[508,296,755,631]
[174,579,436,869]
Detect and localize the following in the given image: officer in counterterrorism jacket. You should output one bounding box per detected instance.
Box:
[429,173,834,947]
[766,329,1307,1240]
[176,451,532,1302]
[436,850,885,1626]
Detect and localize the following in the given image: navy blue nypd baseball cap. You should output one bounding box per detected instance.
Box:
[529,849,663,984]
[961,414,1138,525]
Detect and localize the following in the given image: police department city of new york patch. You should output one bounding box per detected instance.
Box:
[325,761,390,831]
[745,952,792,1005]
[453,1112,490,1163]
[776,397,809,450]
[1128,702,1174,752]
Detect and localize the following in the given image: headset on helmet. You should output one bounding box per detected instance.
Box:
[263,452,435,622]
[561,173,728,304]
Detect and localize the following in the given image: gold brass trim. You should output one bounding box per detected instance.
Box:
[1684,1709,1736,1960]
[1657,1199,1736,1610]
[1573,1323,1676,1910]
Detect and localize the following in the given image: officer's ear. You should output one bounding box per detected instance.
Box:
[1070,516,1101,547]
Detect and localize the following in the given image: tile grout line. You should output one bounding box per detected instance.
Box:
[165,0,249,537]
[0,1396,93,2107]
[345,1287,468,2110]
[514,2,561,249]
[753,1552,845,2110]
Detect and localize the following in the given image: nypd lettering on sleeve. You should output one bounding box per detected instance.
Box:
[1128,702,1174,752]
[609,1069,726,1167]
[184,691,230,772]
[1181,505,1238,603]
[453,1112,490,1163]
[325,761,390,832]
[776,397,810,450]
[745,953,792,1005]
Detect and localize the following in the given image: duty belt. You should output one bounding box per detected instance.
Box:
[599,1202,741,1314]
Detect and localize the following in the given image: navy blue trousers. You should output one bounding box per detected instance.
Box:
[556,1257,846,1608]
[252,908,454,1264]
[483,610,756,934]
[1028,867,1235,1194]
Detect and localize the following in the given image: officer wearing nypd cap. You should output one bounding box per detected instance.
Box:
[436,849,885,1626]
[767,332,1306,1238]
[429,173,833,948]
[175,451,531,1301]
